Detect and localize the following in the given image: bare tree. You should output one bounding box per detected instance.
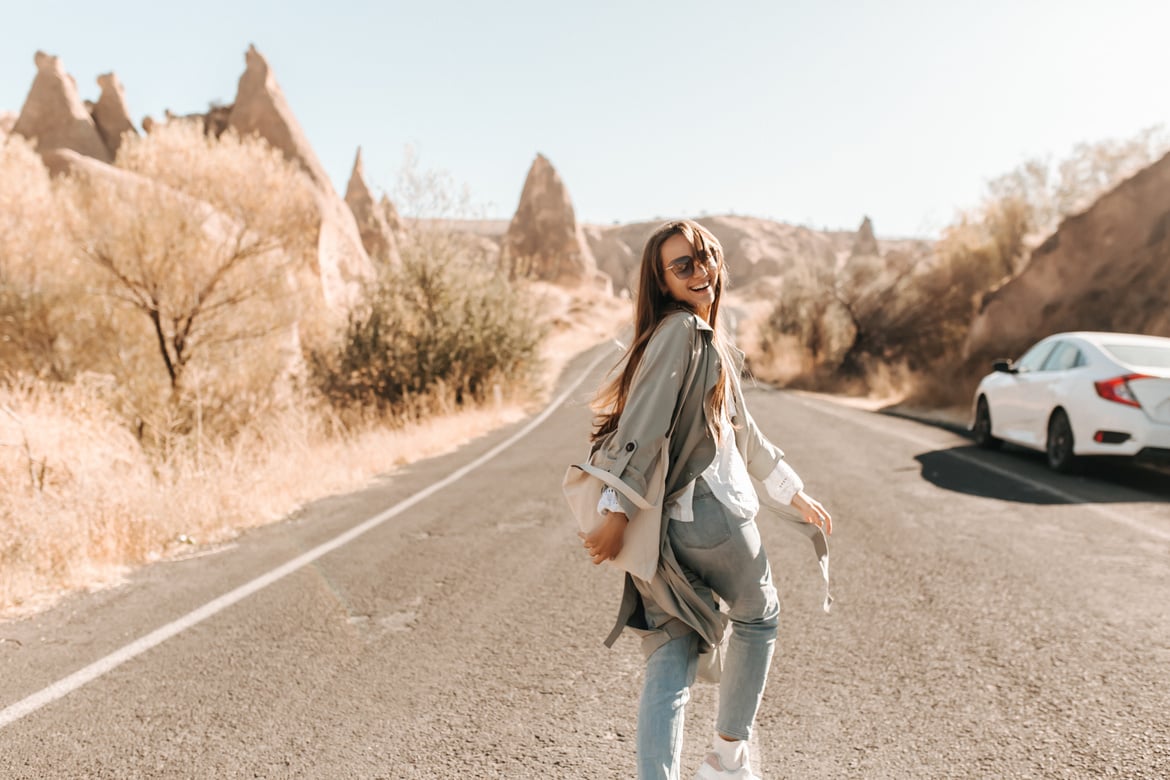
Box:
[63,122,316,397]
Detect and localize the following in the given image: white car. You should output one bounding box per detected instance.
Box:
[971,331,1170,472]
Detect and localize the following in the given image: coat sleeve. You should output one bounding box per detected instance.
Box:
[740,404,785,480]
[729,363,785,481]
[593,314,698,516]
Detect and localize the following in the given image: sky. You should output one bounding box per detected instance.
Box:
[3,0,1170,238]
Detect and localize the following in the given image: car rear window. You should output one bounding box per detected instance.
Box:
[1102,344,1170,368]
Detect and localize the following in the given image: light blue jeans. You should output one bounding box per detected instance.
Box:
[635,480,780,780]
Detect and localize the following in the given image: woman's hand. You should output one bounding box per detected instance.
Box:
[579,511,628,565]
[791,490,832,536]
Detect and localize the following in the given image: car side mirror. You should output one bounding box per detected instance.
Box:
[992,359,1016,374]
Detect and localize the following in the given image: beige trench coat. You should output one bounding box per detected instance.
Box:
[589,309,831,653]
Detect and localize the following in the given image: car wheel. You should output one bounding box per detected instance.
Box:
[1046,409,1076,473]
[973,397,1001,449]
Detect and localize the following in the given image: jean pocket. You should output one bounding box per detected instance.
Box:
[668,495,734,550]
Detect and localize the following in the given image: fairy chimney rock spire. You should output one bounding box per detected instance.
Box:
[851,215,879,257]
[503,153,598,283]
[226,44,373,308]
[13,50,112,163]
[344,146,400,265]
[379,194,403,236]
[227,43,332,192]
[92,72,138,157]
[344,146,374,203]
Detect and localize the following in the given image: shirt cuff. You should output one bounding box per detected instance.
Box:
[761,458,803,506]
[598,486,625,515]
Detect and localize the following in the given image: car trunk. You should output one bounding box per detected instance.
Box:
[1129,374,1170,423]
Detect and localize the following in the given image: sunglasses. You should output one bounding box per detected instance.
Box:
[665,251,718,280]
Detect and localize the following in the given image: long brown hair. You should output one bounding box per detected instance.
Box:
[591,219,732,442]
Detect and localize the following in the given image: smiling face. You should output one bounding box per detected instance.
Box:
[659,232,718,320]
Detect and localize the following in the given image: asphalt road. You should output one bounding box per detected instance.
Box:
[2,342,1169,779]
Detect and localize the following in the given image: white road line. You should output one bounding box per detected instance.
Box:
[0,345,617,730]
[789,394,1170,543]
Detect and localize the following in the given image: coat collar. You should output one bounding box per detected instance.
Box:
[664,307,714,333]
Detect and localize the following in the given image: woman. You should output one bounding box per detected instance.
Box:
[580,219,832,780]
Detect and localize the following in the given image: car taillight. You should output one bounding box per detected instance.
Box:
[1094,374,1151,408]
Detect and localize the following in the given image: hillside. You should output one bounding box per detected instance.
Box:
[965,150,1170,362]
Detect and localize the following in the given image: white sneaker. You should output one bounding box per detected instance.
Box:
[693,751,760,780]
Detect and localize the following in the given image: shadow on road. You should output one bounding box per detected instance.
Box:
[916,448,1071,504]
[878,405,1170,505]
[915,445,1170,505]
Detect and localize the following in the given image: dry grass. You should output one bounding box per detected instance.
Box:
[1,377,155,616]
[0,380,527,621]
[0,283,627,622]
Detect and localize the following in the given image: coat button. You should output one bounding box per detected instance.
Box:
[625,442,635,452]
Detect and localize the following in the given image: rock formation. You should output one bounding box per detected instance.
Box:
[202,104,232,137]
[965,150,1170,360]
[43,148,236,235]
[90,73,137,157]
[39,146,93,178]
[851,215,880,256]
[228,44,330,189]
[582,225,639,295]
[0,111,16,136]
[12,51,112,163]
[344,147,399,265]
[379,194,403,237]
[502,154,599,283]
[158,104,232,138]
[226,44,373,308]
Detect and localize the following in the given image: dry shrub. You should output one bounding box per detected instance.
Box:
[312,152,546,423]
[0,134,100,379]
[751,330,817,388]
[757,247,931,390]
[758,263,849,372]
[311,222,546,421]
